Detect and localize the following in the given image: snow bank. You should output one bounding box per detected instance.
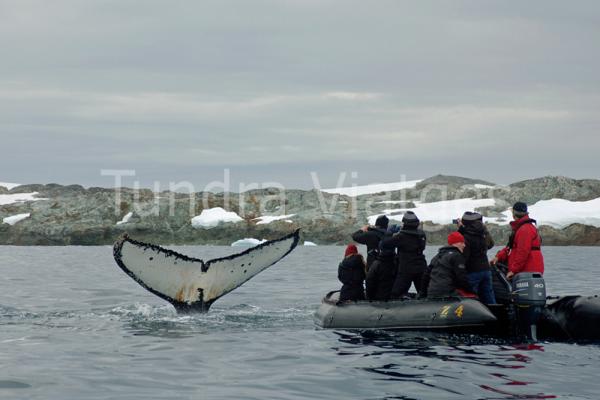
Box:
[2,213,31,225]
[231,238,267,247]
[367,196,600,229]
[303,241,317,246]
[253,214,296,225]
[368,198,496,225]
[323,179,422,197]
[496,198,600,229]
[0,182,21,190]
[0,192,42,206]
[116,212,133,225]
[191,207,243,228]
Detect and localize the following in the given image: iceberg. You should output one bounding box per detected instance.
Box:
[191,207,243,229]
[231,238,268,247]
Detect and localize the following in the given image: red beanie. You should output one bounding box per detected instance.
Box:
[447,232,465,246]
[345,244,358,257]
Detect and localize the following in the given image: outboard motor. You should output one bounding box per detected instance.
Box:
[512,272,547,341]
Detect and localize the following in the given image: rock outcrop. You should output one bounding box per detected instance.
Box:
[2,175,600,246]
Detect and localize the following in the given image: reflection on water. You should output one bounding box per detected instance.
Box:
[333,331,557,400]
[1,245,599,399]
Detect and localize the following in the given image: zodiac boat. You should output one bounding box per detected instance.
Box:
[315,272,600,342]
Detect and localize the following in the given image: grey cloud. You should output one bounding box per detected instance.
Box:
[1,0,599,188]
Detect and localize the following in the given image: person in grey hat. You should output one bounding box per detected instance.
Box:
[458,211,496,304]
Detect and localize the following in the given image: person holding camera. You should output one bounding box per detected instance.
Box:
[352,215,389,270]
[457,211,496,304]
[385,211,428,298]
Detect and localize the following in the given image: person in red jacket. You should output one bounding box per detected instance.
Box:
[491,202,544,280]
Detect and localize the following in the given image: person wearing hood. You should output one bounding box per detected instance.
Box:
[491,202,544,280]
[458,211,496,304]
[337,244,366,302]
[421,232,472,298]
[385,211,428,298]
[365,238,397,301]
[352,215,389,270]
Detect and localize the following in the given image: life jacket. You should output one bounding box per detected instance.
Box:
[507,218,542,251]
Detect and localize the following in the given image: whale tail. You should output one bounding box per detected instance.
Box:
[113,229,300,312]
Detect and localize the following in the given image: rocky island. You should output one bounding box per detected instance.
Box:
[2,175,600,246]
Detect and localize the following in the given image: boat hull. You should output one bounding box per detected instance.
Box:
[315,292,497,331]
[315,292,600,342]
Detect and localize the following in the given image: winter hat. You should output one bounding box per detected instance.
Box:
[375,215,390,229]
[402,211,420,227]
[344,244,358,257]
[447,231,465,246]
[461,211,482,224]
[512,202,528,213]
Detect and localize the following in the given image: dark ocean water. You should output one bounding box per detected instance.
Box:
[1,245,600,400]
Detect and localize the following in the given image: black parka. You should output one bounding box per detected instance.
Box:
[459,221,494,273]
[352,227,387,269]
[421,246,471,298]
[365,240,397,301]
[386,228,428,297]
[338,254,366,302]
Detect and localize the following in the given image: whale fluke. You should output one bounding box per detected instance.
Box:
[113,230,300,312]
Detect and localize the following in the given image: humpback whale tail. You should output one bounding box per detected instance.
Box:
[113,230,300,312]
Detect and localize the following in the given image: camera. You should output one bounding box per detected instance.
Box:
[452,219,460,224]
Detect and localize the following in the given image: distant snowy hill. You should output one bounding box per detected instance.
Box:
[2,175,600,245]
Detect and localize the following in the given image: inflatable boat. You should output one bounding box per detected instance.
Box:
[315,272,600,342]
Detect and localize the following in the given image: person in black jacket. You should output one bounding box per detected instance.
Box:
[387,211,427,298]
[421,232,472,298]
[338,244,366,302]
[458,212,496,304]
[365,238,397,301]
[352,215,389,270]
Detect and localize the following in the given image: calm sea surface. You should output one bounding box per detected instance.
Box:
[1,245,600,400]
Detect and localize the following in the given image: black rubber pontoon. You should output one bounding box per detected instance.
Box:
[315,291,497,331]
[314,291,600,342]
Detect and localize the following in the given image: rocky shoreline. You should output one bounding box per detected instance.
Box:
[2,175,600,246]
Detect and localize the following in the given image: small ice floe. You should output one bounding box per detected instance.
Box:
[253,214,296,225]
[116,212,133,225]
[2,213,31,225]
[191,207,243,228]
[303,241,317,246]
[231,238,267,247]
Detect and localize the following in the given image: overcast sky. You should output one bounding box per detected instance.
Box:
[1,0,599,190]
